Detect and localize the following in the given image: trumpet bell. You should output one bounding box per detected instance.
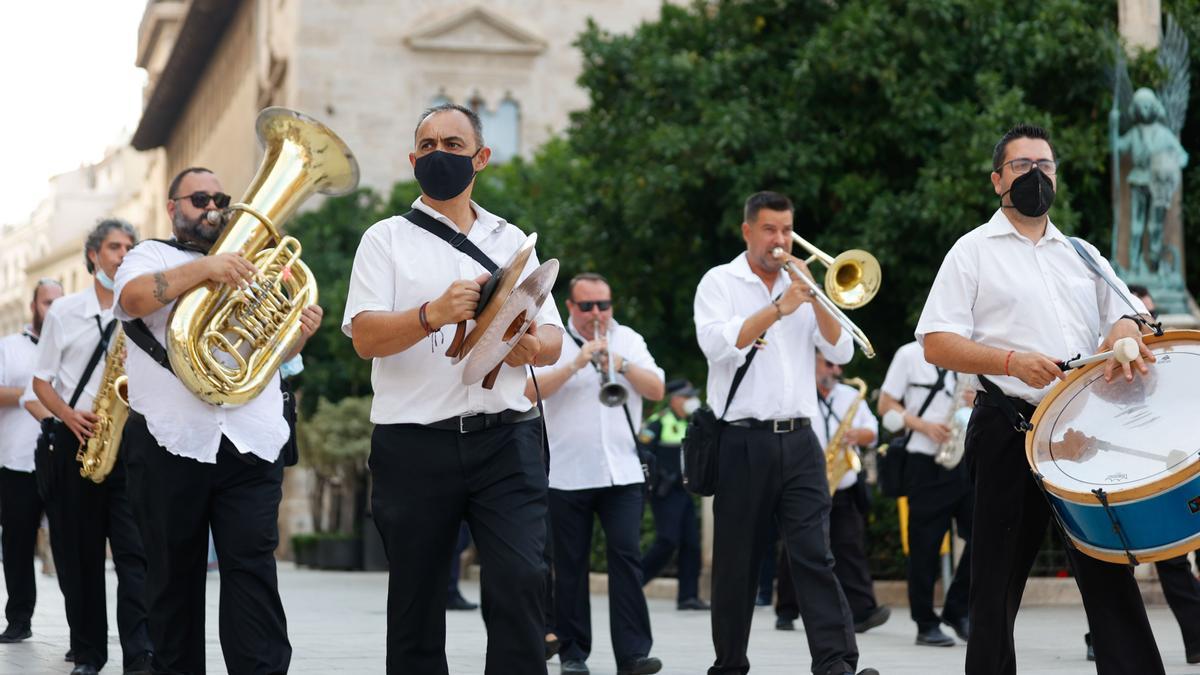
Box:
[826,249,881,310]
[600,382,629,408]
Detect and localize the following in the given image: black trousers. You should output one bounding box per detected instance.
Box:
[641,483,702,603]
[550,483,653,666]
[371,420,547,675]
[905,454,972,631]
[964,403,1163,675]
[1156,555,1200,655]
[0,468,42,628]
[447,522,471,597]
[776,485,877,624]
[124,414,289,675]
[709,425,857,675]
[46,421,152,670]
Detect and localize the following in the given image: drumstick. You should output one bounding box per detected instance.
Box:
[1060,337,1140,371]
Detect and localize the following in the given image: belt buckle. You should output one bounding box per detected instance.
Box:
[773,418,794,434]
[459,415,470,434]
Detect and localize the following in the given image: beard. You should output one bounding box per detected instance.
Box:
[32,310,46,335]
[174,208,223,249]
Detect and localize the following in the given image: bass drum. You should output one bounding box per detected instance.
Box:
[1026,330,1200,565]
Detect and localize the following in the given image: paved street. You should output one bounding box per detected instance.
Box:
[1,563,1197,674]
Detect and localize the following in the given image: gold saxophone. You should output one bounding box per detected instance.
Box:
[825,377,868,496]
[167,107,359,405]
[77,330,128,483]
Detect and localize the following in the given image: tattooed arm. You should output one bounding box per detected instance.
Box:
[119,253,259,319]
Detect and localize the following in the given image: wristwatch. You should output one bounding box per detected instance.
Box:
[617,359,629,375]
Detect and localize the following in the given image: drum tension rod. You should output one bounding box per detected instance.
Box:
[1091,488,1139,568]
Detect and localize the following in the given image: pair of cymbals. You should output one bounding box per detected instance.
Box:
[445,233,559,388]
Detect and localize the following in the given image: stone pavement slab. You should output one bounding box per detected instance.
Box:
[0,563,1195,674]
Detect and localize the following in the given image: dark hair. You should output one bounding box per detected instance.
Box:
[992,124,1056,171]
[1127,284,1151,300]
[415,103,485,149]
[30,278,62,305]
[168,167,214,199]
[567,272,609,301]
[743,191,794,224]
[84,218,138,274]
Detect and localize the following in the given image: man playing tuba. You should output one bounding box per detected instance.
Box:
[114,167,322,674]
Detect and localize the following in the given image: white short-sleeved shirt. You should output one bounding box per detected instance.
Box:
[880,341,959,456]
[813,382,878,490]
[694,252,853,421]
[0,329,43,472]
[32,287,115,413]
[342,198,564,425]
[113,241,289,464]
[915,210,1146,404]
[536,319,665,490]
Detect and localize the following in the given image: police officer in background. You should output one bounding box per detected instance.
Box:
[639,379,708,611]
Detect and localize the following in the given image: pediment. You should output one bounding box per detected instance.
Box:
[405,5,547,56]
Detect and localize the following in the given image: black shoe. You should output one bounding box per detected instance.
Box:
[755,592,771,607]
[856,670,881,675]
[1084,632,1095,662]
[775,617,795,631]
[65,648,75,662]
[677,597,711,611]
[545,636,560,661]
[943,614,969,641]
[916,625,955,647]
[124,651,154,675]
[617,656,663,675]
[446,592,478,611]
[71,666,99,675]
[561,659,589,674]
[1187,649,1200,665]
[854,605,891,634]
[0,623,31,643]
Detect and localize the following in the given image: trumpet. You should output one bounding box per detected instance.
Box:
[772,233,879,358]
[592,319,629,407]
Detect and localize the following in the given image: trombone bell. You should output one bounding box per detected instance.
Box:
[790,233,880,310]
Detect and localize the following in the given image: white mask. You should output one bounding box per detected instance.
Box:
[96,267,116,290]
[682,397,701,416]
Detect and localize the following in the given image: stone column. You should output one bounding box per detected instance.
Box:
[1120,0,1161,52]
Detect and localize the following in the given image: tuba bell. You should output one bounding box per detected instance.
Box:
[167,108,359,405]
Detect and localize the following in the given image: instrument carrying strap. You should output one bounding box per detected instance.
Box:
[895,367,947,446]
[69,318,118,410]
[977,375,1033,433]
[1068,237,1163,336]
[401,208,551,471]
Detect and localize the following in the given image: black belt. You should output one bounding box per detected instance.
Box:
[725,417,810,434]
[424,407,541,434]
[973,390,1037,418]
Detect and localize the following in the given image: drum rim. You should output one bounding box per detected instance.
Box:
[1067,528,1200,566]
[1025,329,1200,505]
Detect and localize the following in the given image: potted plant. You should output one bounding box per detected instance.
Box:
[296,396,372,570]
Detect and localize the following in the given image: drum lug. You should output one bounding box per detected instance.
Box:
[1091,488,1140,568]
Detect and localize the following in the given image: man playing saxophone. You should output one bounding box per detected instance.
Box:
[877,341,973,648]
[27,219,153,675]
[774,353,888,635]
[113,167,321,674]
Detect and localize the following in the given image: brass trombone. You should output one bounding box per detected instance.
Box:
[772,233,879,358]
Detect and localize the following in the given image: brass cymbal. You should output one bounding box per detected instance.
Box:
[462,257,560,387]
[446,234,538,364]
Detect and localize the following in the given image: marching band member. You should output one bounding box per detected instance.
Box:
[917,124,1163,675]
[694,191,878,675]
[525,272,666,675]
[114,168,318,674]
[30,220,152,675]
[877,341,972,647]
[0,278,62,644]
[344,103,563,675]
[775,354,888,634]
[639,379,709,611]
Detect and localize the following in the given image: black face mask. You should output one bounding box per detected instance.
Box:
[413,150,479,201]
[1003,167,1055,218]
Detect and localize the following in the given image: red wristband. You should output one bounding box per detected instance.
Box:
[1004,350,1014,377]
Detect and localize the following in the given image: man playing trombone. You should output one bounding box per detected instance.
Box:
[525,272,665,675]
[694,191,877,675]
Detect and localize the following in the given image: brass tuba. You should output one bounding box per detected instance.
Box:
[167,108,359,405]
[77,330,128,483]
[825,377,868,495]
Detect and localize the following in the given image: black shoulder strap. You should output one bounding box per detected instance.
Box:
[978,374,1033,432]
[913,368,948,419]
[146,238,209,255]
[721,335,763,420]
[1068,237,1163,336]
[122,319,174,374]
[402,209,499,273]
[68,318,118,409]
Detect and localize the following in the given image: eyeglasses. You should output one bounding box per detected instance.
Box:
[173,192,231,209]
[997,158,1058,176]
[575,300,612,312]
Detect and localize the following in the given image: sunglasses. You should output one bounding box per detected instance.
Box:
[174,192,231,209]
[574,300,612,312]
